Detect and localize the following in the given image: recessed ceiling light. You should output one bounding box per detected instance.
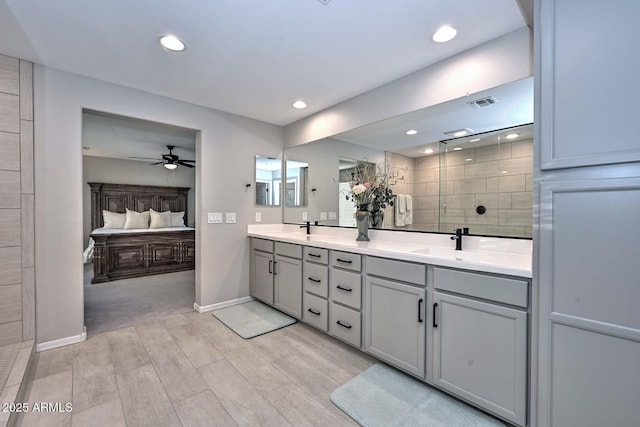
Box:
[501,170,508,174]
[465,158,473,162]
[444,128,473,138]
[406,129,418,135]
[292,100,307,109]
[432,25,458,43]
[505,133,519,140]
[469,138,481,143]
[453,147,462,151]
[424,148,434,154]
[158,35,186,52]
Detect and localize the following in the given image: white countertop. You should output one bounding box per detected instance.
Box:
[248,224,532,278]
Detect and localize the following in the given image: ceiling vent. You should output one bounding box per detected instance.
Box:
[467,96,498,108]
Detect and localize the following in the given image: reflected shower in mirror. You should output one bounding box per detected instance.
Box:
[255,156,282,206]
[284,160,309,207]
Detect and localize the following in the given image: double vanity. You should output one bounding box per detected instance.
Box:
[248,224,531,426]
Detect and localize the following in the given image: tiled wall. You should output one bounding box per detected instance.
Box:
[439,140,533,237]
[0,54,35,345]
[385,139,533,237]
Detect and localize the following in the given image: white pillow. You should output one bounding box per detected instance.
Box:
[150,208,171,229]
[170,211,186,227]
[123,209,150,229]
[102,210,126,229]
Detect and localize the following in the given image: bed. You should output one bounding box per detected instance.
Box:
[88,182,195,284]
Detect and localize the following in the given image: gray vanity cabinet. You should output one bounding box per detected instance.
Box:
[364,257,427,378]
[432,268,527,426]
[250,239,275,305]
[273,242,303,319]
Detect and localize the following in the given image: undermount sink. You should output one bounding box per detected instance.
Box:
[411,247,459,259]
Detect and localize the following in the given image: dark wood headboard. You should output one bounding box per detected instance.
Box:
[89,182,190,230]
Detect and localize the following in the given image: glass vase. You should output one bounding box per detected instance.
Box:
[355,207,370,241]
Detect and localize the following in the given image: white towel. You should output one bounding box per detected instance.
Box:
[398,194,407,213]
[394,195,405,227]
[405,195,413,225]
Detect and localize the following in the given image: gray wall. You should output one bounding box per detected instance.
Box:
[0,54,35,345]
[82,155,196,244]
[34,66,283,345]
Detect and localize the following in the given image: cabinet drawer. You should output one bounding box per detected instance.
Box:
[331,251,362,272]
[434,267,528,308]
[304,246,328,265]
[275,241,302,259]
[251,238,274,253]
[366,256,426,286]
[329,302,361,348]
[330,268,362,310]
[304,262,329,298]
[303,293,328,332]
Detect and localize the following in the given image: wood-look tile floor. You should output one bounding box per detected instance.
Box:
[14,312,376,426]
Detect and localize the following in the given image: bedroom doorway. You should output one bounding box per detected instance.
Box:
[81,110,198,335]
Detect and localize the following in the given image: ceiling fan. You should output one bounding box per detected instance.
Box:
[129,145,195,169]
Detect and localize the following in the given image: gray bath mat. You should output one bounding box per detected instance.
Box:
[212,300,296,339]
[330,364,505,426]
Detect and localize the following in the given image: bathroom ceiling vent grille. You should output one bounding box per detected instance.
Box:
[467,96,498,108]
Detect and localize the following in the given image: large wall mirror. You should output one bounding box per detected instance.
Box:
[283,76,534,238]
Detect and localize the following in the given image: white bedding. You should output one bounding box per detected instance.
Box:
[91,226,195,235]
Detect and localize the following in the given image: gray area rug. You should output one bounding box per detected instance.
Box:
[84,264,195,335]
[212,300,296,339]
[331,364,505,427]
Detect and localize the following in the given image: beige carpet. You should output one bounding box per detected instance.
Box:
[83,264,195,335]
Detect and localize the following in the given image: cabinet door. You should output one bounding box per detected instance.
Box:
[251,250,274,305]
[274,255,302,319]
[364,277,425,377]
[433,292,526,426]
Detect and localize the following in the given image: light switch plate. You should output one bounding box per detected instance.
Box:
[328,211,337,220]
[320,212,327,221]
[255,212,261,222]
[226,212,236,224]
[208,212,223,224]
[302,212,308,221]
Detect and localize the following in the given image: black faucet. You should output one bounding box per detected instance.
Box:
[300,221,310,235]
[451,228,463,251]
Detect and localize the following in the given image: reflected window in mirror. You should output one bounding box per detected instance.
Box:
[255,156,282,206]
[284,160,309,207]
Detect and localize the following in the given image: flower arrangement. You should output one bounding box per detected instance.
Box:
[343,161,395,212]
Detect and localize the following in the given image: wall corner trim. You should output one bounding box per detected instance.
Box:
[194,296,254,313]
[36,327,87,352]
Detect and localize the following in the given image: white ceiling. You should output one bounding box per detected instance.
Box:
[0,0,527,126]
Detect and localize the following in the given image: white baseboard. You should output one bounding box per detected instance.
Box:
[36,326,87,352]
[194,296,254,313]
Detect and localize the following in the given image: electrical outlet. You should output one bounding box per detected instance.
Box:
[328,211,337,220]
[225,212,236,224]
[208,212,223,224]
[302,212,308,221]
[320,212,327,221]
[255,212,262,222]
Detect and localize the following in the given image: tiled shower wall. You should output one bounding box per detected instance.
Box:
[385,139,533,237]
[0,54,35,345]
[439,139,533,237]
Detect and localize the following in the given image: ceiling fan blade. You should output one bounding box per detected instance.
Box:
[150,161,164,165]
[179,159,195,163]
[163,154,179,161]
[129,156,162,161]
[176,160,194,168]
